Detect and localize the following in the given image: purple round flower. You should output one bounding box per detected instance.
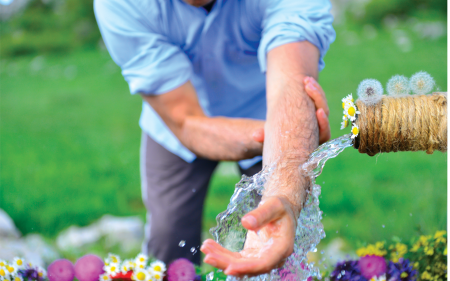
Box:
[167,258,196,281]
[386,258,417,281]
[330,260,367,281]
[358,255,387,279]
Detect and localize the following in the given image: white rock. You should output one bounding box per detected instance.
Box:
[0,208,21,238]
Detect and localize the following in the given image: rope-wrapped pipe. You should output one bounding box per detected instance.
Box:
[353,92,447,156]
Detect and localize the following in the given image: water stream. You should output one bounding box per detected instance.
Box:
[210,134,354,281]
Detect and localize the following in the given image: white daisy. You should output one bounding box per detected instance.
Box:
[149,269,164,281]
[104,264,120,277]
[341,93,354,109]
[0,266,10,280]
[106,253,121,265]
[135,254,148,266]
[0,260,6,267]
[99,273,112,281]
[149,261,166,273]
[340,118,349,130]
[343,102,361,121]
[351,124,359,139]
[132,268,151,281]
[12,258,25,270]
[37,266,47,279]
[121,260,135,274]
[6,264,17,275]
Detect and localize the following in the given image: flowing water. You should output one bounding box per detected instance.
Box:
[210,134,354,281]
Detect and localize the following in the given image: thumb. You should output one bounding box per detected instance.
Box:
[241,197,286,231]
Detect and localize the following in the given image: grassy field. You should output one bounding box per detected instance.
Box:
[1,23,447,259]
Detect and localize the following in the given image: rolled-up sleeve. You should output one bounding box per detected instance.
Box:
[94,0,192,95]
[257,0,336,73]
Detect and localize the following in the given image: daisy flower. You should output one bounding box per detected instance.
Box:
[99,273,112,281]
[121,260,135,274]
[340,118,349,130]
[341,93,354,109]
[149,261,166,273]
[106,253,121,265]
[104,264,120,277]
[6,264,17,275]
[351,124,359,139]
[132,268,151,281]
[369,275,386,281]
[0,266,10,280]
[0,260,6,267]
[135,254,148,266]
[150,269,164,281]
[37,266,47,279]
[12,258,25,269]
[343,102,360,121]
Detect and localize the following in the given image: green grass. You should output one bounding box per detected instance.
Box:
[0,24,446,260]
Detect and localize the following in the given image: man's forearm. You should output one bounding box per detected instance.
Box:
[263,41,320,216]
[181,116,264,161]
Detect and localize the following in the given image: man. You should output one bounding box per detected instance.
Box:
[94,0,335,276]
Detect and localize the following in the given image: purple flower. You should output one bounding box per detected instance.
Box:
[358,255,387,279]
[19,268,45,281]
[167,258,196,281]
[330,260,367,281]
[386,258,417,281]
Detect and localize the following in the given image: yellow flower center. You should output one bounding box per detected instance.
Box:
[139,264,144,269]
[140,257,145,262]
[155,273,161,279]
[137,272,146,280]
[154,265,161,272]
[0,269,5,276]
[352,127,359,135]
[7,266,14,273]
[351,98,354,102]
[111,266,116,271]
[39,272,43,277]
[348,107,356,116]
[17,260,23,266]
[111,257,118,263]
[342,102,345,109]
[15,277,21,281]
[0,262,5,266]
[102,276,109,280]
[401,272,408,278]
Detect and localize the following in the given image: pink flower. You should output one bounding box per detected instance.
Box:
[167,258,196,281]
[358,255,387,279]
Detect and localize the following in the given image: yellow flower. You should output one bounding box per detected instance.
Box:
[107,253,121,265]
[341,118,349,130]
[443,247,447,255]
[425,247,434,256]
[421,271,432,280]
[434,230,447,244]
[344,102,361,121]
[390,243,408,262]
[351,124,359,139]
[99,273,112,281]
[356,242,387,257]
[150,261,166,273]
[132,268,151,281]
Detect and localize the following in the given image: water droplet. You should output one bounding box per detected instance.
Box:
[179,240,185,247]
[190,247,195,252]
[320,251,324,254]
[336,230,339,233]
[192,189,196,193]
[322,181,325,184]
[206,272,214,281]
[410,213,412,216]
[341,270,346,275]
[312,248,317,252]
[382,225,385,228]
[337,273,342,279]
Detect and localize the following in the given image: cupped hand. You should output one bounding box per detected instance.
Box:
[252,76,330,145]
[201,196,297,277]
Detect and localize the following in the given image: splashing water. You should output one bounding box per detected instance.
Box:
[210,134,353,281]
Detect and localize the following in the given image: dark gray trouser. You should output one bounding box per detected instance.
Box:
[140,132,262,265]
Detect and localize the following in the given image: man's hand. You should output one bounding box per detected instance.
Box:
[252,76,330,145]
[201,196,296,276]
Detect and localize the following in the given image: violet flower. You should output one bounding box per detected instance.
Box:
[330,260,367,281]
[386,258,417,281]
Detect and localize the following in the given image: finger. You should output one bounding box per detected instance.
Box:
[304,77,329,117]
[252,127,264,143]
[204,252,235,270]
[201,239,239,257]
[224,241,288,276]
[317,108,331,145]
[241,197,285,231]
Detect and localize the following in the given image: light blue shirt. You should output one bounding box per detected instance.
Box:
[94,0,335,168]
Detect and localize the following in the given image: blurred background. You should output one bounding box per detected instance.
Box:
[0,0,447,272]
